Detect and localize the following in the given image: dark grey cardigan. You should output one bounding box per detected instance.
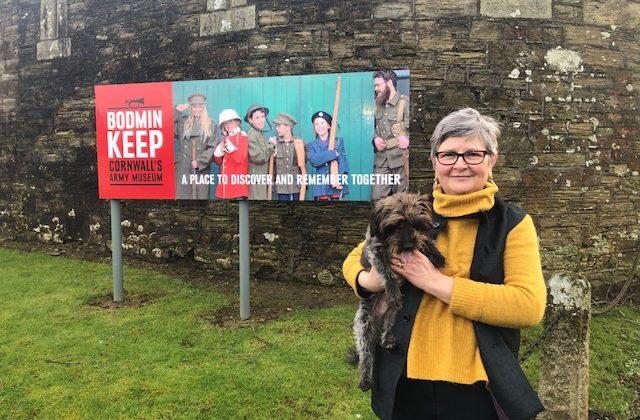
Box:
[370,198,544,420]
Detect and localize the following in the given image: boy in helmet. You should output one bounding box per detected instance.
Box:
[245,104,276,200]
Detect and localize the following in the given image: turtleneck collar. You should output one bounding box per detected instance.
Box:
[432,181,499,218]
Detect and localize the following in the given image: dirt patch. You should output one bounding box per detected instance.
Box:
[208,281,356,328]
[1,239,357,325]
[84,291,163,309]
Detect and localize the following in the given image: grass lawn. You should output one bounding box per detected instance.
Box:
[0,247,638,419]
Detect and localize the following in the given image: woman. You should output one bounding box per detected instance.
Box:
[343,108,547,420]
[213,109,248,200]
[270,112,307,201]
[305,111,349,200]
[174,93,217,199]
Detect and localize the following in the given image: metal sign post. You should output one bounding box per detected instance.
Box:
[110,199,124,302]
[109,199,248,313]
[239,200,250,320]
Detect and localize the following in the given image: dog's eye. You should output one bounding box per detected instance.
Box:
[381,224,398,237]
[413,221,431,231]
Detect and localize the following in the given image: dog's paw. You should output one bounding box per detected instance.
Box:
[430,251,446,268]
[358,377,372,391]
[345,349,359,367]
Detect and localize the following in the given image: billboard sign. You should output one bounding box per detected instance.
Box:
[94,71,410,201]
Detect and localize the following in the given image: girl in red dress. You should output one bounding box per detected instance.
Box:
[214,109,249,199]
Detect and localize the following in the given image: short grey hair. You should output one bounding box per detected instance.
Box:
[430,108,501,156]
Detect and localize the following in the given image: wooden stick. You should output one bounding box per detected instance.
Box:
[328,77,342,189]
[294,139,307,200]
[267,153,274,200]
[191,141,197,199]
[46,359,82,365]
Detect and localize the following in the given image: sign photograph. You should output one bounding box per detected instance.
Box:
[95,70,410,202]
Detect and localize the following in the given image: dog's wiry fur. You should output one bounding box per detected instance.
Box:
[353,193,445,391]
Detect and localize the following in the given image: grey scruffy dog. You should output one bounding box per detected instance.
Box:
[353,193,445,391]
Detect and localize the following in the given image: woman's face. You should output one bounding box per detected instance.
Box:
[276,123,291,138]
[248,110,266,130]
[190,103,204,118]
[431,136,497,195]
[313,118,330,138]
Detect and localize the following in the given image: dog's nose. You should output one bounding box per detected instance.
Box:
[398,222,416,251]
[401,240,414,251]
[399,225,415,251]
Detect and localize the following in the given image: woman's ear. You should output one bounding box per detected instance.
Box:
[489,152,498,168]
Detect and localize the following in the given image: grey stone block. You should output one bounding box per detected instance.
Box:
[200,5,256,35]
[36,38,71,60]
[481,0,552,19]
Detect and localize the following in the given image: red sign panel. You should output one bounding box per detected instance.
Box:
[95,82,175,199]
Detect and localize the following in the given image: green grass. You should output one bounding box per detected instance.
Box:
[589,306,640,418]
[0,248,372,419]
[1,247,638,419]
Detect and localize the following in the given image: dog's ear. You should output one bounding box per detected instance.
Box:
[369,201,384,238]
[416,194,433,215]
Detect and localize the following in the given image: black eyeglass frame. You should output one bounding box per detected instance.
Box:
[434,150,491,165]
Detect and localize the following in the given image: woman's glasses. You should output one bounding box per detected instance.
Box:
[435,150,490,165]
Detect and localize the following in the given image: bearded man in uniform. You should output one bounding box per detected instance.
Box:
[371,70,410,201]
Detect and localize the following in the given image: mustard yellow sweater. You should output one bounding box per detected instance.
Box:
[342,183,547,384]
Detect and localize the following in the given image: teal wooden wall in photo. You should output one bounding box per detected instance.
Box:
[172,71,379,201]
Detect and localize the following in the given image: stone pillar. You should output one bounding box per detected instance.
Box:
[538,272,591,420]
[37,0,71,60]
[0,1,19,118]
[200,0,255,36]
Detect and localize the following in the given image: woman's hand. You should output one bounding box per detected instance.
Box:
[391,250,453,304]
[357,265,385,293]
[176,103,189,113]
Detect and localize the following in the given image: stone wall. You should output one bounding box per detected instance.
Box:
[1,0,638,293]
